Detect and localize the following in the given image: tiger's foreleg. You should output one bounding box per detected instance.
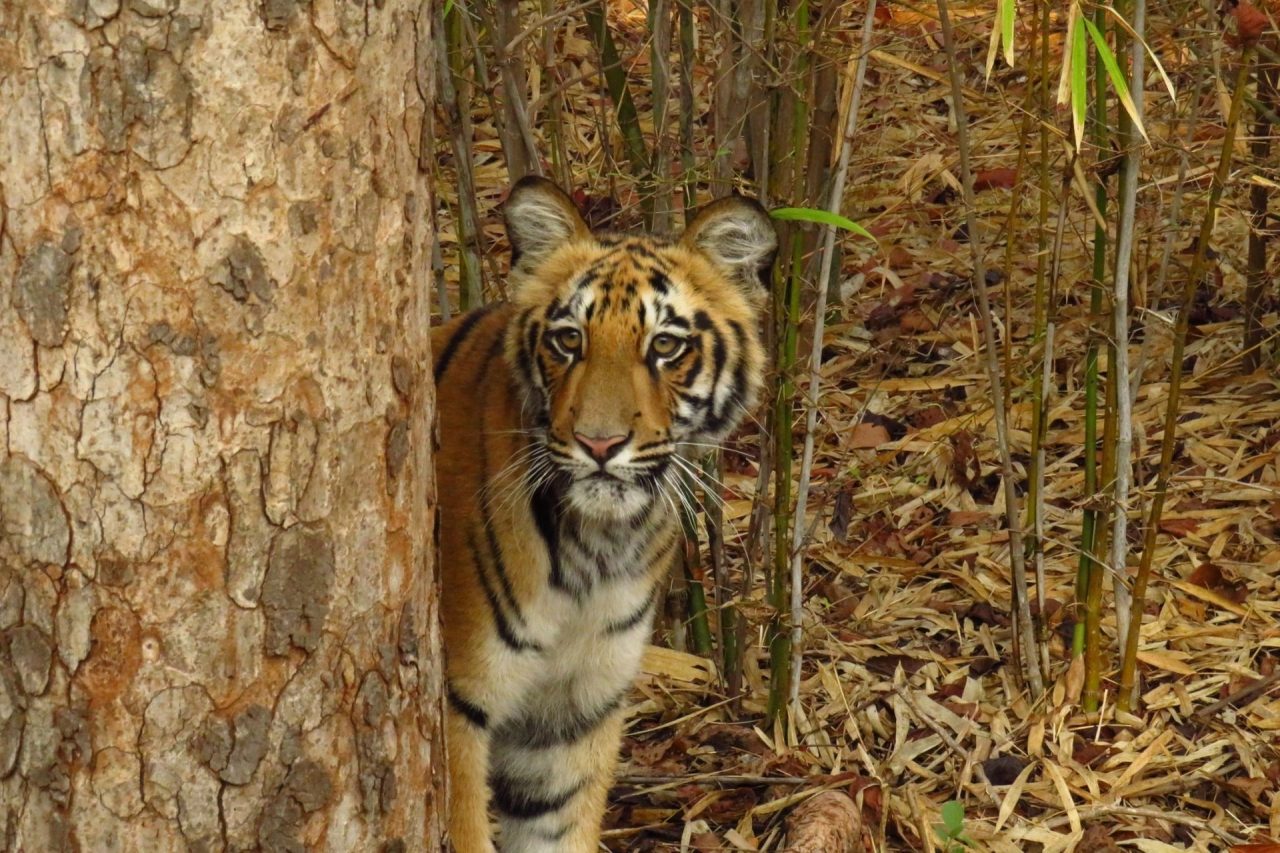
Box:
[447,703,497,853]
[490,710,625,853]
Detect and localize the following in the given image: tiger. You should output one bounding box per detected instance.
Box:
[432,176,777,852]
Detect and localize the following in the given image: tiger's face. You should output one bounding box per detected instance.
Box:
[502,178,777,522]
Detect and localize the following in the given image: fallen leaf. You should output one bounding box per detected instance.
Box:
[849,422,890,449]
[1158,517,1201,538]
[973,167,1019,191]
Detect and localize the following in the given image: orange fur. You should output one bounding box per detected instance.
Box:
[432,179,775,852]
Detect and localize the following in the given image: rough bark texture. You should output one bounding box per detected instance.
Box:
[0,1,444,850]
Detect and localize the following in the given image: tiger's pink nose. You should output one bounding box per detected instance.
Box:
[575,432,628,463]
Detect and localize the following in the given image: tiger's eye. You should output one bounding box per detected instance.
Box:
[554,328,582,352]
[651,333,682,358]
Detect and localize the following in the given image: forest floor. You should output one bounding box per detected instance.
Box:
[432,1,1280,850]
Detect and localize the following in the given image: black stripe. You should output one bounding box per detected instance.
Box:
[482,512,524,626]
[605,595,656,635]
[468,529,542,653]
[433,304,496,382]
[491,776,585,819]
[495,690,625,749]
[531,478,570,594]
[447,687,488,728]
[648,270,670,295]
[661,311,690,330]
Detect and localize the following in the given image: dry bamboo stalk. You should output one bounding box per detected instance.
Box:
[487,0,541,179]
[435,4,486,309]
[1244,61,1277,371]
[934,0,1044,696]
[1117,45,1257,712]
[649,0,674,233]
[788,0,878,710]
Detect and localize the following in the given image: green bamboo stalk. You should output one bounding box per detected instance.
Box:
[584,0,653,223]
[437,2,484,309]
[1117,47,1256,712]
[677,471,714,656]
[704,454,739,694]
[1080,1,1113,699]
[766,0,810,725]
[677,0,696,218]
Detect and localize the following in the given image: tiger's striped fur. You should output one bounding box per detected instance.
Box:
[433,178,776,852]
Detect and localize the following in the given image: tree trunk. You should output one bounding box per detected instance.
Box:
[0,2,444,850]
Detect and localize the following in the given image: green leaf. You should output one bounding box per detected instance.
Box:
[1082,15,1149,141]
[1070,6,1088,151]
[769,207,876,241]
[443,0,454,17]
[999,0,1016,67]
[1104,6,1176,103]
[941,800,965,833]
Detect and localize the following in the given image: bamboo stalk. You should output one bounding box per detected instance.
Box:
[1109,0,1146,661]
[542,0,573,190]
[678,471,714,657]
[1244,61,1277,372]
[1080,0,1113,704]
[1130,73,1207,423]
[436,2,485,310]
[935,0,1043,697]
[786,0,878,712]
[1116,47,1257,712]
[584,0,652,220]
[704,453,739,695]
[677,0,697,218]
[484,0,540,179]
[649,0,674,234]
[766,0,810,725]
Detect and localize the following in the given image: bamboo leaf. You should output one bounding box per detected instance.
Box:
[1103,6,1177,103]
[1070,5,1088,151]
[1082,16,1149,141]
[1000,0,1016,67]
[770,207,876,241]
[984,2,1001,80]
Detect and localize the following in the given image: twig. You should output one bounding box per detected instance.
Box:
[1193,669,1280,719]
[787,0,878,712]
[935,0,1043,697]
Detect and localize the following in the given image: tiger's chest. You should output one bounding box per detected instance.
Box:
[486,521,671,741]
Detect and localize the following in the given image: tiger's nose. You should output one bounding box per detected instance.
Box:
[575,432,629,463]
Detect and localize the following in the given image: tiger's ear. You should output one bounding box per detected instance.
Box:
[504,176,590,268]
[680,196,778,293]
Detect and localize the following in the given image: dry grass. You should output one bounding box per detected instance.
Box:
[432,1,1280,848]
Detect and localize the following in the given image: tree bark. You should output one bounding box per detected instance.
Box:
[0,1,443,850]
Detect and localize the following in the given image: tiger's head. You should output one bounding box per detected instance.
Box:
[502,177,777,522]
